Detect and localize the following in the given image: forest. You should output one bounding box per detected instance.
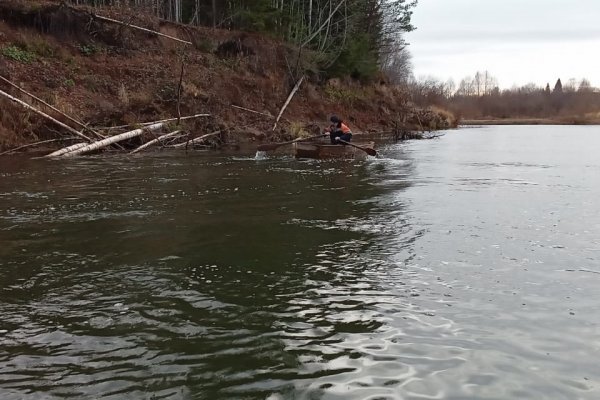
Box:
[67,0,417,81]
[409,72,600,123]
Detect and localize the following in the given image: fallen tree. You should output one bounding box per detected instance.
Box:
[47,113,210,157]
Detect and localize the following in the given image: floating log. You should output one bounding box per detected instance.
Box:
[0,89,91,142]
[130,130,183,154]
[272,75,305,131]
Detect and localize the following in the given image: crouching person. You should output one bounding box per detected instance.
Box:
[326,115,352,144]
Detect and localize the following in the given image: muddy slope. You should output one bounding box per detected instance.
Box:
[0,1,456,151]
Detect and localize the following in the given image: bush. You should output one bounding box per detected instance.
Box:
[1,45,35,63]
[78,44,98,56]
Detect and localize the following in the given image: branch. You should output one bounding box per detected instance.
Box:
[92,14,192,45]
[272,76,305,131]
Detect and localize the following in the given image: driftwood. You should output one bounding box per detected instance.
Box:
[92,14,192,45]
[232,105,273,118]
[0,138,79,156]
[170,131,221,148]
[0,89,91,142]
[130,130,183,154]
[49,113,210,157]
[0,75,105,140]
[57,121,167,157]
[272,75,305,131]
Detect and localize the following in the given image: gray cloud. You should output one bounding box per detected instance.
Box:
[413,29,600,44]
[406,0,600,87]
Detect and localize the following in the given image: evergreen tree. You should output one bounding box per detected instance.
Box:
[553,78,563,93]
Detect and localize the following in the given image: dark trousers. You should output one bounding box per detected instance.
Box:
[330,131,352,144]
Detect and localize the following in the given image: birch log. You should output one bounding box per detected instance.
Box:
[57,122,167,157]
[272,76,305,131]
[45,142,95,158]
[130,130,183,154]
[0,89,91,142]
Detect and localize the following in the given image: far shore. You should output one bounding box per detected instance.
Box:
[461,118,600,126]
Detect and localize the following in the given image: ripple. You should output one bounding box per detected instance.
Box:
[2,128,600,399]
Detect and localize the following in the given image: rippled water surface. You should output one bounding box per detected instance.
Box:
[1,125,599,399]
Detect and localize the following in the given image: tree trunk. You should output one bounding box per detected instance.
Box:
[58,122,167,157]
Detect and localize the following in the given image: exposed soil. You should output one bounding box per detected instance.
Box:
[0,0,456,153]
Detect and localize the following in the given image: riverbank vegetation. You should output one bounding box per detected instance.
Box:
[408,71,600,125]
[0,0,458,155]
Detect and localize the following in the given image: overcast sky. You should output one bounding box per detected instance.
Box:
[405,0,600,88]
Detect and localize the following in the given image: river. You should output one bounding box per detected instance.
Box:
[1,125,599,399]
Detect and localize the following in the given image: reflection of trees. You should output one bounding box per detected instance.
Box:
[162,156,419,397]
[1,153,420,398]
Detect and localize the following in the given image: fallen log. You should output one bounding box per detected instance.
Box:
[57,122,167,157]
[272,75,305,131]
[45,142,90,158]
[53,113,210,157]
[92,14,192,45]
[170,131,221,148]
[0,89,91,142]
[130,130,183,154]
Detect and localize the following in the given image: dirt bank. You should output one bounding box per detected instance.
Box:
[0,0,456,154]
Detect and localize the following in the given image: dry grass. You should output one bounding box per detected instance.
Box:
[429,106,458,127]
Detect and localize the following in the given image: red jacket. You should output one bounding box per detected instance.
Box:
[328,123,352,134]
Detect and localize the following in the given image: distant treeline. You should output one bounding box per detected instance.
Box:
[67,0,417,81]
[408,72,600,122]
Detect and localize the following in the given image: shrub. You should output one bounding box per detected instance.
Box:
[78,44,98,56]
[1,45,35,63]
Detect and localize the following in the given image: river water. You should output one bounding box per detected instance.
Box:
[1,125,599,399]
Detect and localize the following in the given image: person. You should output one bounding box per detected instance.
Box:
[326,115,352,144]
